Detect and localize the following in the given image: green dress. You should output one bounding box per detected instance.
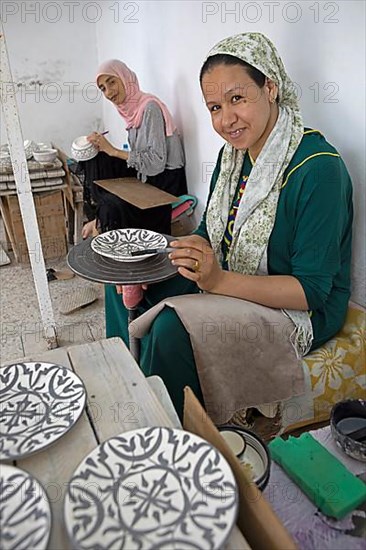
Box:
[105,130,353,419]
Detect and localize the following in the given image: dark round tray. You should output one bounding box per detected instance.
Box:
[67,235,178,285]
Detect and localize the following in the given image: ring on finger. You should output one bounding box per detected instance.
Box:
[193,259,200,272]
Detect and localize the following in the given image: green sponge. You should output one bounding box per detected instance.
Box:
[269,433,366,519]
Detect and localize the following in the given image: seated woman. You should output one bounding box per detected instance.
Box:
[80,59,187,238]
[106,33,353,422]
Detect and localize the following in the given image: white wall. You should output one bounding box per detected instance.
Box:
[1,1,101,152]
[1,1,364,306]
[96,0,365,306]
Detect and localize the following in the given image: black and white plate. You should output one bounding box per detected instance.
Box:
[91,228,168,262]
[0,464,51,550]
[0,362,87,461]
[64,426,238,549]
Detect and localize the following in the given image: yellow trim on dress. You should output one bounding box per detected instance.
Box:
[303,129,322,135]
[282,152,340,189]
[247,150,255,166]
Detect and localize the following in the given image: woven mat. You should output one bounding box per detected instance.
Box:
[59,285,99,315]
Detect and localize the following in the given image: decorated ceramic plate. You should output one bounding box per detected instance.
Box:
[0,362,87,461]
[91,228,168,262]
[0,464,51,550]
[64,426,238,549]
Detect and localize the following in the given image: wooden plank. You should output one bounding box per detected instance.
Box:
[14,348,97,550]
[95,178,177,209]
[54,145,73,206]
[147,375,181,429]
[3,343,251,549]
[67,338,173,441]
[0,196,18,260]
[0,25,56,345]
[225,526,252,549]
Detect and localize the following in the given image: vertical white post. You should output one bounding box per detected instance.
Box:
[0,22,57,348]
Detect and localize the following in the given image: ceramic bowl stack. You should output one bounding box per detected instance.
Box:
[0,146,11,169]
[0,140,37,165]
[33,148,58,163]
[71,136,99,162]
[24,139,37,160]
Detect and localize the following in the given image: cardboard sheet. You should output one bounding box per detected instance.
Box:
[183,387,296,550]
[94,178,178,209]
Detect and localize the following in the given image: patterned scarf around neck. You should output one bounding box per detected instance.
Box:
[205,32,313,357]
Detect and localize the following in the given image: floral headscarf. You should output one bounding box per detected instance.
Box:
[204,32,312,356]
[96,59,176,136]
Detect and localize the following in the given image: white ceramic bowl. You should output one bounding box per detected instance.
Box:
[72,136,92,150]
[71,149,99,162]
[33,148,58,163]
[36,142,51,151]
[70,136,98,162]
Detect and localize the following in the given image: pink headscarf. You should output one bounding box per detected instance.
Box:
[96,59,177,136]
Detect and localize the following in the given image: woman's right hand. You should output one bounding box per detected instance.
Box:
[87,132,116,157]
[82,219,97,239]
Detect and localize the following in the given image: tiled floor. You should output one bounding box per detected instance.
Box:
[0,225,106,364]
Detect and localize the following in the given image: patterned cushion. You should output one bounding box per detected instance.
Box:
[228,303,365,438]
[283,303,366,432]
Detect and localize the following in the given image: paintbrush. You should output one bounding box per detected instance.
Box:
[130,247,175,257]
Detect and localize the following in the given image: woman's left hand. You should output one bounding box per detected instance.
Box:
[87,132,116,156]
[169,235,224,292]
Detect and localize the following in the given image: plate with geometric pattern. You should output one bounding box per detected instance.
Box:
[91,228,168,262]
[0,362,86,461]
[64,426,238,549]
[0,464,51,550]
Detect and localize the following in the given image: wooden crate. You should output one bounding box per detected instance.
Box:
[0,190,68,263]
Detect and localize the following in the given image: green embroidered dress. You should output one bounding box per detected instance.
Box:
[105,130,353,417]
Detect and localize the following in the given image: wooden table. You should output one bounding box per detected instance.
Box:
[3,338,249,549]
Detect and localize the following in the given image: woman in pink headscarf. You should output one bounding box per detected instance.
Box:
[81,59,187,238]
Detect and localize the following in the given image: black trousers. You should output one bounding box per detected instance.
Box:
[78,153,187,235]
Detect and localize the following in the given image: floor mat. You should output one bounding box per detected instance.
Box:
[47,268,75,281]
[59,286,99,315]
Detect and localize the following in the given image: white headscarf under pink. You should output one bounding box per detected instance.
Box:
[96,59,177,136]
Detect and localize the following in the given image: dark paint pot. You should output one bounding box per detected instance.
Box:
[218,425,271,490]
